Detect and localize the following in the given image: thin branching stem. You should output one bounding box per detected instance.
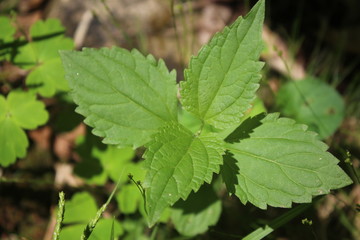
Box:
[128,174,148,216]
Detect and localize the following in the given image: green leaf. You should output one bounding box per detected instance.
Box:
[0,16,15,41]
[61,189,123,239]
[121,219,149,240]
[61,190,124,239]
[90,218,123,239]
[223,113,352,209]
[0,91,48,166]
[60,47,178,148]
[60,219,123,240]
[276,77,345,139]
[63,192,98,224]
[180,0,264,129]
[26,58,70,97]
[216,97,267,140]
[116,184,143,214]
[14,18,73,68]
[143,122,224,226]
[59,224,85,240]
[95,146,138,183]
[0,118,28,167]
[11,18,73,97]
[6,91,48,129]
[171,184,222,237]
[178,108,202,134]
[74,131,141,185]
[0,16,16,61]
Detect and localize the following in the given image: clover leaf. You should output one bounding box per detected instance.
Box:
[0,91,48,166]
[13,18,73,97]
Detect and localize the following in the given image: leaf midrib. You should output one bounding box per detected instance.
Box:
[199,17,257,121]
[98,50,176,121]
[148,135,199,218]
[70,55,167,122]
[227,146,323,174]
[205,67,257,120]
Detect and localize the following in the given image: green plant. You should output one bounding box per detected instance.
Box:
[0,91,48,166]
[13,18,74,97]
[56,191,123,240]
[276,76,345,139]
[60,0,352,234]
[0,16,74,166]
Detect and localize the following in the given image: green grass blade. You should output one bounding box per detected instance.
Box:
[110,217,115,240]
[242,203,311,240]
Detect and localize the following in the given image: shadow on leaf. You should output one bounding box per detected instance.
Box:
[220,152,239,194]
[172,184,218,214]
[225,112,266,143]
[27,83,44,89]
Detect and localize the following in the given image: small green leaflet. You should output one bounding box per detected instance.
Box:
[0,91,48,166]
[222,113,352,209]
[60,47,178,148]
[180,0,264,130]
[13,18,73,97]
[143,122,224,226]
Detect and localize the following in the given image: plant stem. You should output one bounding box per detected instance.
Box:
[242,203,312,240]
[170,0,184,69]
[52,191,65,240]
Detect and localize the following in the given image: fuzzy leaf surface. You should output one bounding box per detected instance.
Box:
[143,122,224,226]
[0,91,48,166]
[223,113,352,209]
[180,0,264,129]
[60,47,178,148]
